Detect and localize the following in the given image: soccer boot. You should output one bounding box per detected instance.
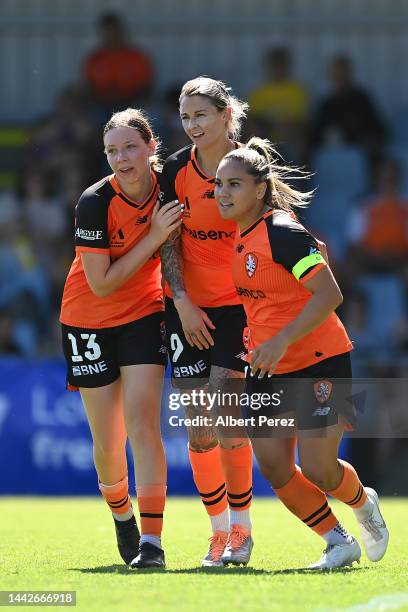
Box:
[129,542,166,569]
[114,515,140,565]
[357,487,389,562]
[308,537,361,570]
[201,531,228,567]
[221,524,253,566]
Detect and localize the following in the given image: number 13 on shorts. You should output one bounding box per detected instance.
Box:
[67,333,102,362]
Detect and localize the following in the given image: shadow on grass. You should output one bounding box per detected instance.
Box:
[69,565,368,576]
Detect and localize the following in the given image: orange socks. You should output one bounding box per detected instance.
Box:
[274,466,338,536]
[188,445,228,517]
[220,444,253,530]
[326,460,368,508]
[136,484,166,537]
[99,475,133,521]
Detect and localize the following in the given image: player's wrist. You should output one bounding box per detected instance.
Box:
[275,328,292,347]
[145,230,162,252]
[173,292,190,308]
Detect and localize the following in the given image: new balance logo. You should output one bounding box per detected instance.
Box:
[202,190,215,199]
[312,406,331,417]
[136,215,148,225]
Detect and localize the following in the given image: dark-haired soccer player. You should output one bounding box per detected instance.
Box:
[60,108,182,569]
[214,136,389,569]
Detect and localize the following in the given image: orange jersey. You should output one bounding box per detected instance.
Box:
[160,145,240,307]
[233,210,353,373]
[60,172,163,329]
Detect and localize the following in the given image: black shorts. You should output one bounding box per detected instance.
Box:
[244,351,355,432]
[165,297,246,388]
[61,311,167,390]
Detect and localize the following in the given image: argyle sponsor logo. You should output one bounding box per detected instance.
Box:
[75,228,103,241]
[245,253,258,278]
[314,380,333,404]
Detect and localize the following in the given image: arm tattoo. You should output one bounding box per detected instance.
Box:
[160,231,186,298]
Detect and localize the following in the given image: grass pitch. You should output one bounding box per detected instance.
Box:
[1,497,407,612]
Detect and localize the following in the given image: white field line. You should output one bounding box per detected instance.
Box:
[315,592,408,612]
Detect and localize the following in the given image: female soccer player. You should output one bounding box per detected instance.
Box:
[60,108,182,569]
[214,137,389,569]
[160,77,253,566]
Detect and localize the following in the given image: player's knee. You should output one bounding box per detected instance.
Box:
[301,462,339,491]
[127,419,161,445]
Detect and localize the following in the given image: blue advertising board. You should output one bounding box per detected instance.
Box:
[0,359,280,496]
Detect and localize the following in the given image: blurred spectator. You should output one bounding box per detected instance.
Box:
[312,54,387,157]
[343,290,384,370]
[0,308,22,356]
[347,158,408,275]
[28,85,99,184]
[21,169,67,261]
[83,12,154,122]
[152,84,189,155]
[247,46,308,160]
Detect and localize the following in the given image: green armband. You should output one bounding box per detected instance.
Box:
[292,253,324,280]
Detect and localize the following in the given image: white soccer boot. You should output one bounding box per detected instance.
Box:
[308,537,361,570]
[357,487,389,562]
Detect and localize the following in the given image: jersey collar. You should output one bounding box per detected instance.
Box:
[240,208,274,238]
[110,171,158,210]
[191,142,240,183]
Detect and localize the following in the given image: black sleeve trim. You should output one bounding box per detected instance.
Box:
[264,212,322,278]
[74,185,110,250]
[159,145,192,206]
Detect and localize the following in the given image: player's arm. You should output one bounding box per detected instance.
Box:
[250,223,342,377]
[76,190,181,298]
[159,159,215,349]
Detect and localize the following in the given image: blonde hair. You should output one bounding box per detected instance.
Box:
[180,76,249,140]
[103,108,161,170]
[223,137,313,212]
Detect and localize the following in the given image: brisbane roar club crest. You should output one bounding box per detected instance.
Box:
[314,380,333,404]
[245,253,258,278]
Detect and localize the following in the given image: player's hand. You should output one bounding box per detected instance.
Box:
[249,333,289,379]
[316,238,329,265]
[150,200,183,245]
[174,294,216,350]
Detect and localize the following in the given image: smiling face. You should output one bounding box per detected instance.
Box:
[104,126,155,191]
[215,158,267,227]
[179,94,230,149]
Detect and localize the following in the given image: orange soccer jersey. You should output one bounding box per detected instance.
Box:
[233,210,353,373]
[160,145,240,307]
[60,172,163,329]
